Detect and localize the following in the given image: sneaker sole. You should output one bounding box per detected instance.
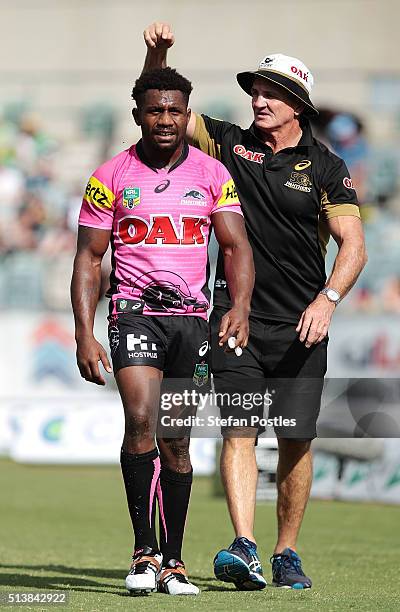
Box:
[127,588,156,595]
[272,581,311,590]
[158,584,199,596]
[234,576,267,591]
[214,550,250,583]
[214,551,266,591]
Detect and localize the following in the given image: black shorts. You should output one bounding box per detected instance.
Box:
[108,310,210,382]
[210,307,328,439]
[109,310,210,439]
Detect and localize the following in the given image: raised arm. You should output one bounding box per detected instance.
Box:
[142,21,197,140]
[212,212,255,349]
[71,225,112,384]
[297,215,367,347]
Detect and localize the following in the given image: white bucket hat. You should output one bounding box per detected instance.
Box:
[237,53,318,116]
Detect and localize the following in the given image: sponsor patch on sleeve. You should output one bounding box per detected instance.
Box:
[343,177,355,190]
[217,178,240,207]
[84,176,116,209]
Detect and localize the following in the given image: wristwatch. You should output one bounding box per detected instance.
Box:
[320,287,341,305]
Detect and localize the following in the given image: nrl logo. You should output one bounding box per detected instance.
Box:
[123,187,140,209]
[193,362,209,387]
[284,172,312,193]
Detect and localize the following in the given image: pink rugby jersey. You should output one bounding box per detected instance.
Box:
[79,141,242,319]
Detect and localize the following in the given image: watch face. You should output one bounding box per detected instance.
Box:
[326,289,340,302]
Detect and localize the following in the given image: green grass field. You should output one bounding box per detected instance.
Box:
[0,459,399,611]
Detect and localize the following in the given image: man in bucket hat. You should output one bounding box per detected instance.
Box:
[142,23,367,590]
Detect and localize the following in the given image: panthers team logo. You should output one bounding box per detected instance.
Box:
[181,188,207,206]
[284,172,312,193]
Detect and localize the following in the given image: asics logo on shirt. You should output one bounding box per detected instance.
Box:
[154,179,171,193]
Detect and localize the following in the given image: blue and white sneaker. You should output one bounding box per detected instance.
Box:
[270,548,312,589]
[213,537,267,590]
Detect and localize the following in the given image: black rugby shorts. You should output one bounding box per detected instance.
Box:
[210,307,327,440]
[108,306,210,381]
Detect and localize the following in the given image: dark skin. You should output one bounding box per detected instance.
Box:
[132,89,189,168]
[71,88,254,467]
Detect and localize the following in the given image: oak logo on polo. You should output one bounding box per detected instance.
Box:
[123,186,141,209]
[233,144,265,164]
[127,333,157,359]
[284,171,312,193]
[343,177,355,190]
[84,176,115,209]
[118,214,208,247]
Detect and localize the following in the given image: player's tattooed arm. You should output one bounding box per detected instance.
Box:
[71,226,112,385]
[212,212,255,349]
[142,22,197,140]
[297,215,367,348]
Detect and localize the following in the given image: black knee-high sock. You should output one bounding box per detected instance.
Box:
[120,448,160,552]
[157,466,193,564]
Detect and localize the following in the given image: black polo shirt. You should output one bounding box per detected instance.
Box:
[192,114,360,323]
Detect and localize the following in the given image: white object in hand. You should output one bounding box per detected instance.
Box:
[235,346,243,357]
[228,337,236,349]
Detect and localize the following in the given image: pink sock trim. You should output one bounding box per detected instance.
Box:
[149,456,160,528]
[157,479,168,543]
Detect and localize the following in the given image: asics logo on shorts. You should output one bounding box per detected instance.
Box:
[198,340,209,357]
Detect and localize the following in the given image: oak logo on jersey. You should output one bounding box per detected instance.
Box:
[294,160,311,171]
[217,178,240,207]
[84,176,115,209]
[118,214,208,247]
[123,187,141,209]
[284,172,312,193]
[233,144,265,164]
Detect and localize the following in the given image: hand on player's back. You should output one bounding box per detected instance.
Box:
[144,22,175,50]
[76,336,112,385]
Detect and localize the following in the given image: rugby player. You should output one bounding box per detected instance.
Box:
[71,67,254,596]
[143,23,367,590]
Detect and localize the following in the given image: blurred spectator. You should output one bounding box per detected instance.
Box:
[39,211,76,257]
[326,113,369,203]
[382,277,400,314]
[2,194,46,254]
